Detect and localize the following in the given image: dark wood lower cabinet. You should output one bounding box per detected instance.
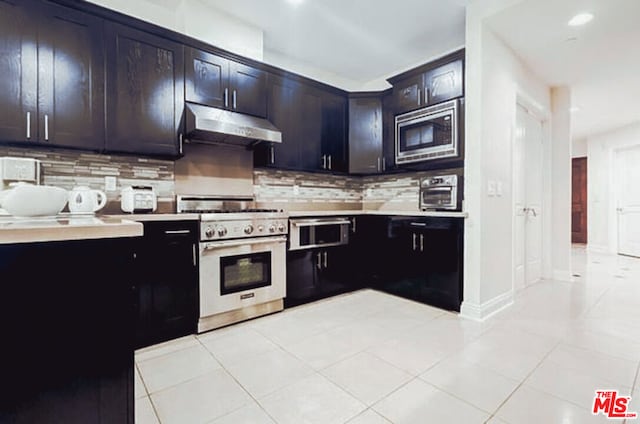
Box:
[285,245,356,308]
[135,220,199,349]
[287,215,464,312]
[0,237,136,424]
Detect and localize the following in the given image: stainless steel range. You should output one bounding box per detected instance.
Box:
[177,196,288,333]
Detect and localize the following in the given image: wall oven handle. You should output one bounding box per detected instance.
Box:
[291,219,351,227]
[203,236,287,250]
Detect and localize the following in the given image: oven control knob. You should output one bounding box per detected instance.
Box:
[277,223,286,233]
[217,227,228,237]
[268,225,276,233]
[257,225,264,232]
[244,225,254,235]
[205,227,214,238]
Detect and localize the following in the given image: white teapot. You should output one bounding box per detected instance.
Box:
[68,186,107,213]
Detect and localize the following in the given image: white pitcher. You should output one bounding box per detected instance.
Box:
[68,186,107,213]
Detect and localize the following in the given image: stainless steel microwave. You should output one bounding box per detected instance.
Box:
[288,218,350,251]
[395,99,459,165]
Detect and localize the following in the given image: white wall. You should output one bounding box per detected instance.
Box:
[572,137,587,158]
[462,0,552,320]
[87,0,264,60]
[586,121,640,253]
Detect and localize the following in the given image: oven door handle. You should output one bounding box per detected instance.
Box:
[203,236,287,250]
[291,219,352,227]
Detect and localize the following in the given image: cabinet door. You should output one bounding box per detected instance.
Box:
[425,59,463,105]
[348,96,383,174]
[185,47,228,109]
[285,250,317,308]
[135,221,198,348]
[230,62,267,118]
[392,74,423,114]
[296,87,323,171]
[38,4,104,150]
[316,246,353,296]
[381,91,396,172]
[0,0,37,143]
[321,93,347,172]
[261,75,299,168]
[105,23,184,156]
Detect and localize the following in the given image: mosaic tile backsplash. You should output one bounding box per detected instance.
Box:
[0,146,175,211]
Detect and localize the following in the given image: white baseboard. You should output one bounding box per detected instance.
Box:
[552,270,572,282]
[459,290,514,322]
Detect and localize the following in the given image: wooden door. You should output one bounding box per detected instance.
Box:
[230,62,267,117]
[571,157,588,244]
[185,47,228,109]
[39,3,105,150]
[105,23,184,156]
[0,0,37,143]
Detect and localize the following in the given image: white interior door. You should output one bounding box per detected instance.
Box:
[617,146,640,257]
[514,104,543,289]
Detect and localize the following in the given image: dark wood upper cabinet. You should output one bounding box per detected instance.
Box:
[321,93,347,172]
[230,62,267,117]
[425,59,463,105]
[348,95,383,174]
[185,47,267,118]
[392,74,423,115]
[185,47,227,109]
[296,87,323,171]
[105,22,184,157]
[381,90,396,172]
[0,0,37,143]
[38,3,105,150]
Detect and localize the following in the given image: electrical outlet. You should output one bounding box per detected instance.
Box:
[293,184,300,195]
[104,176,117,191]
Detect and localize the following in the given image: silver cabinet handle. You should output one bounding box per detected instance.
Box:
[224,88,229,107]
[270,145,275,164]
[420,234,424,252]
[26,112,31,139]
[351,217,356,233]
[424,87,428,105]
[316,252,322,270]
[165,229,191,235]
[382,157,386,171]
[192,243,197,267]
[418,87,421,106]
[328,155,332,170]
[232,90,237,109]
[412,233,417,251]
[377,157,381,172]
[179,133,183,154]
[323,251,328,268]
[44,114,49,141]
[322,155,327,169]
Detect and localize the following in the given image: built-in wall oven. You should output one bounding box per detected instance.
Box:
[395,99,459,165]
[289,218,351,251]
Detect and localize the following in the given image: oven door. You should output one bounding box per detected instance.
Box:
[199,236,286,317]
[395,99,458,164]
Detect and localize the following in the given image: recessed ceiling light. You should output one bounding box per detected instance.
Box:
[568,12,594,26]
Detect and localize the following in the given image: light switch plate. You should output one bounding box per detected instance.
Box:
[105,176,117,191]
[487,180,496,197]
[496,181,503,197]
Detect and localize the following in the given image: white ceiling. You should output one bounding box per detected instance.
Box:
[201,0,468,86]
[485,0,640,140]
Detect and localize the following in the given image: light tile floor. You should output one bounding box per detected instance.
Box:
[135,246,640,423]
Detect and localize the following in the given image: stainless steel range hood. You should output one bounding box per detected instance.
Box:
[185,102,282,147]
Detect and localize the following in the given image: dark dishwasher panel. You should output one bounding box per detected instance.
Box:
[135,220,199,348]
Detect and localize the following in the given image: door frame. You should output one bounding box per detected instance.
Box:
[512,94,550,292]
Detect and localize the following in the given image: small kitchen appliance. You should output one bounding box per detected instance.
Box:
[68,186,107,214]
[0,157,40,190]
[420,174,461,211]
[121,186,157,213]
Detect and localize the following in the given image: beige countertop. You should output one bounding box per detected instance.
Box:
[0,214,143,245]
[106,213,200,222]
[288,210,469,218]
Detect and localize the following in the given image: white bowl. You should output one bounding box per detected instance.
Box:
[1,184,68,217]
